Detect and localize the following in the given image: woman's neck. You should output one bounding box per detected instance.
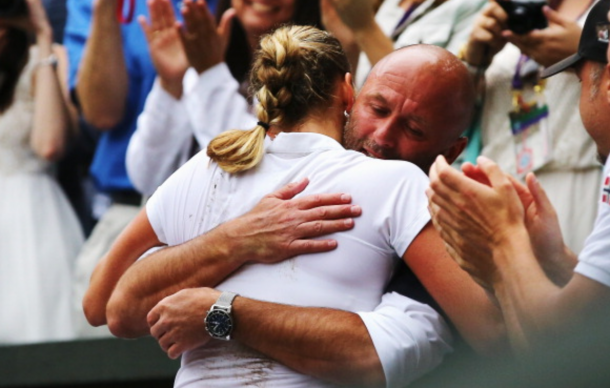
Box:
[272,110,345,144]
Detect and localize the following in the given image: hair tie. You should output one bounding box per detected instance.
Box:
[257,121,271,131]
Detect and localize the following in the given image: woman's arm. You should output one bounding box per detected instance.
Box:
[28,0,77,160]
[82,208,163,327]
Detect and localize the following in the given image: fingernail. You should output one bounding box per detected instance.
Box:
[341,194,351,201]
[351,205,361,215]
[344,218,354,227]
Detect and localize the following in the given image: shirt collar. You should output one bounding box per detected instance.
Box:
[265,132,345,155]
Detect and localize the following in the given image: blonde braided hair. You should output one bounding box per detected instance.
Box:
[207,25,350,174]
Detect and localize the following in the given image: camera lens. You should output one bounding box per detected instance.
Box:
[509,4,534,35]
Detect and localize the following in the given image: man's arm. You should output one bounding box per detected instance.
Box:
[104,179,361,337]
[74,0,127,129]
[147,287,452,388]
[428,156,610,352]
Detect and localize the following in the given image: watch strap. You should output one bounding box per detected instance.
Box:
[215,291,238,309]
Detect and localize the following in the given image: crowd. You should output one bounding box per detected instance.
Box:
[1,0,609,387]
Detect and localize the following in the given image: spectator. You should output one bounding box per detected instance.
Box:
[63,0,188,338]
[126,0,322,196]
[428,0,610,352]
[459,0,600,253]
[0,0,82,344]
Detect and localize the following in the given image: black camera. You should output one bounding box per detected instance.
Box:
[0,0,28,18]
[498,0,548,35]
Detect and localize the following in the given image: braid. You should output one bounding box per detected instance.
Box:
[207,25,350,174]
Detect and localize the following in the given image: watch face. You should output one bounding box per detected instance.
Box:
[205,309,233,339]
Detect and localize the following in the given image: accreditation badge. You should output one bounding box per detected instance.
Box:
[509,56,553,177]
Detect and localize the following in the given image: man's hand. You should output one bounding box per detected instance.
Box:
[428,156,526,288]
[504,7,581,67]
[464,1,509,67]
[148,288,220,359]
[224,177,362,264]
[178,0,235,75]
[139,0,189,98]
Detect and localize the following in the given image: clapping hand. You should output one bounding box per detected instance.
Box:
[139,0,189,98]
[177,0,235,75]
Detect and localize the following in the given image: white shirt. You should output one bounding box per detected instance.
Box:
[126,63,256,196]
[574,158,610,287]
[147,132,452,387]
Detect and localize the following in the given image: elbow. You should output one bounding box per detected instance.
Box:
[83,110,123,130]
[82,292,108,328]
[36,143,64,162]
[105,290,143,339]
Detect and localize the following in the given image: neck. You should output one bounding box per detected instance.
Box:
[272,109,345,144]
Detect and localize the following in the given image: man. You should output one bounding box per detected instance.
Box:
[87,46,505,387]
[428,0,610,352]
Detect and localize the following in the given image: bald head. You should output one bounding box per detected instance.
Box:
[370,45,476,138]
[345,45,475,173]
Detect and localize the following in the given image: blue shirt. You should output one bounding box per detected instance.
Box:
[64,0,188,193]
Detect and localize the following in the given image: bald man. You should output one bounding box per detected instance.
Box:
[87,45,502,388]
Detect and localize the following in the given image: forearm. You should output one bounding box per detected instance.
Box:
[76,0,127,129]
[30,35,71,161]
[107,225,246,338]
[232,297,385,387]
[353,22,395,69]
[492,227,563,352]
[127,79,193,195]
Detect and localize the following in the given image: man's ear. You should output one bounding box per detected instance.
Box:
[343,73,355,114]
[442,136,468,165]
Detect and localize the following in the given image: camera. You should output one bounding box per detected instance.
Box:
[0,0,28,18]
[498,0,548,35]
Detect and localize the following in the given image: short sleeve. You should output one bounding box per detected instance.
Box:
[357,292,453,388]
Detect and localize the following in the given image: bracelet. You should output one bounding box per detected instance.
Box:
[36,53,58,69]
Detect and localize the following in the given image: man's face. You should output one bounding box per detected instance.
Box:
[575,60,609,164]
[343,61,465,172]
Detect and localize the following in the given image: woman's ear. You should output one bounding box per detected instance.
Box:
[342,72,355,113]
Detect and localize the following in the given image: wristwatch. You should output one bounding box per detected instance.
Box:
[204,291,238,341]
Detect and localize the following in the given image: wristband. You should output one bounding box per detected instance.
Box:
[36,53,58,69]
[117,0,136,24]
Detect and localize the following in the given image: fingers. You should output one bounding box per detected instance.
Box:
[293,192,354,211]
[507,174,533,209]
[525,173,554,215]
[461,162,491,186]
[217,8,236,47]
[138,15,152,41]
[476,156,509,189]
[294,217,356,239]
[287,239,339,256]
[267,178,309,200]
[543,6,568,27]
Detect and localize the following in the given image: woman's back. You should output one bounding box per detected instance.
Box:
[146,132,430,387]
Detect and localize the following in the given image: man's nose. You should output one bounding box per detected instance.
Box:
[372,120,396,148]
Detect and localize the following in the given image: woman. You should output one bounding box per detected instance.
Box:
[0,0,82,344]
[126,0,322,195]
[87,26,460,386]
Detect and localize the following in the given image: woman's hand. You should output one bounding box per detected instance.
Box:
[0,0,52,41]
[464,1,509,67]
[178,0,235,75]
[139,0,189,98]
[503,7,581,67]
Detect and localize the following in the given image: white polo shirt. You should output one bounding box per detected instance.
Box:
[147,132,442,388]
[574,157,610,287]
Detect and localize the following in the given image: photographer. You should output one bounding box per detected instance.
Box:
[0,0,82,344]
[459,0,600,255]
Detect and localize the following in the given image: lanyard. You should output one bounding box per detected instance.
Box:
[117,0,136,24]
